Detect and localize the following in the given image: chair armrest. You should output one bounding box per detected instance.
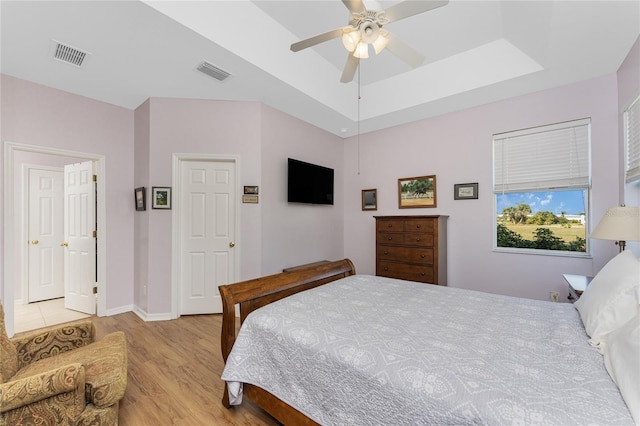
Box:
[12,321,96,368]
[0,363,85,413]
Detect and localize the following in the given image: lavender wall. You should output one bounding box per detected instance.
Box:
[260,105,344,274]
[618,36,640,254]
[343,74,621,301]
[134,99,151,312]
[1,74,135,312]
[1,39,635,318]
[143,97,263,314]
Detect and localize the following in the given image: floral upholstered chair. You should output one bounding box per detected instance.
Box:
[0,302,127,425]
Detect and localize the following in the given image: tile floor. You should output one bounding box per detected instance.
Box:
[13,298,92,334]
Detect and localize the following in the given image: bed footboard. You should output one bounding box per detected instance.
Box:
[218,258,356,419]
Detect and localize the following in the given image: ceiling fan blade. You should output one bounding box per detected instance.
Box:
[342,0,366,15]
[291,27,352,52]
[340,54,360,83]
[384,0,448,23]
[384,32,425,68]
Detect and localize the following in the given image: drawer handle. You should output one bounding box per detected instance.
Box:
[415,238,421,242]
[416,225,421,229]
[420,272,426,276]
[420,254,426,258]
[384,251,389,255]
[387,236,393,241]
[384,267,389,271]
[388,224,392,228]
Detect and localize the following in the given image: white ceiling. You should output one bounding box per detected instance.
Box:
[1,1,638,137]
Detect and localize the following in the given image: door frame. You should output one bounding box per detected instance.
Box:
[21,164,64,304]
[171,153,240,319]
[3,141,107,337]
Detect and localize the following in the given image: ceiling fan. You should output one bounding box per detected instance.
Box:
[290,0,449,83]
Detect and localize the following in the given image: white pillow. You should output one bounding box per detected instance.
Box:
[574,250,640,342]
[602,315,640,426]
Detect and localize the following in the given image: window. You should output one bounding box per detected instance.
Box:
[625,96,640,184]
[493,118,590,254]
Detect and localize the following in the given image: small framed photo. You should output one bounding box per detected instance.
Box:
[244,185,259,195]
[152,187,172,209]
[134,187,146,211]
[362,189,377,211]
[454,183,478,200]
[398,175,437,208]
[243,194,259,203]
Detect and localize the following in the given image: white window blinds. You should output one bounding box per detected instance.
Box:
[625,96,640,183]
[493,118,590,193]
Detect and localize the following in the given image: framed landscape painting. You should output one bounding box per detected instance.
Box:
[398,175,437,208]
[152,187,171,209]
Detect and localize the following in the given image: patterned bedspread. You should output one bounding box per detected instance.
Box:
[221,275,634,425]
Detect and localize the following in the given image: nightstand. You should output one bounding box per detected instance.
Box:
[563,274,593,302]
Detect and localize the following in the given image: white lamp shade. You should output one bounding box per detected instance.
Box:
[590,206,640,241]
[373,30,389,54]
[342,30,360,52]
[353,42,369,59]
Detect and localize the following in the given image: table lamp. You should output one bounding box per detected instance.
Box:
[590,205,640,252]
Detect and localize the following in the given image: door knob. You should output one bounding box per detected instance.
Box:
[60,242,69,247]
[31,240,39,245]
[229,241,235,248]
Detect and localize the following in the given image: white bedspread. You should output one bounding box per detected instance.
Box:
[221,275,634,425]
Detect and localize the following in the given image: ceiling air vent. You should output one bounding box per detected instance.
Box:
[196,61,231,82]
[52,40,89,67]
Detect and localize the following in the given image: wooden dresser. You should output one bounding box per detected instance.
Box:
[375,215,448,285]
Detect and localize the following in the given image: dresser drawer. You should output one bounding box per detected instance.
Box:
[403,219,435,233]
[376,220,404,232]
[377,261,436,284]
[377,232,404,244]
[377,246,434,264]
[402,233,434,247]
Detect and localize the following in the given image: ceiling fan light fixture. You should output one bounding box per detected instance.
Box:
[353,41,369,59]
[373,31,389,54]
[342,30,360,52]
[359,21,379,44]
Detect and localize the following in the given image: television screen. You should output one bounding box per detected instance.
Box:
[288,158,334,205]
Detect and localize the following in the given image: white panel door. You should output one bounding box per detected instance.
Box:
[63,161,96,314]
[180,160,236,315]
[28,168,64,302]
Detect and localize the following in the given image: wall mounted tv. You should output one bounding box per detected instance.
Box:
[288,158,334,205]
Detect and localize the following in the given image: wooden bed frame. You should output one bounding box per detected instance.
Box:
[218,259,356,425]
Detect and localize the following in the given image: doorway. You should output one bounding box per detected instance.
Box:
[172,154,240,317]
[3,141,106,337]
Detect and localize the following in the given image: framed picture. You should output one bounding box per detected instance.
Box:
[244,185,259,195]
[243,195,259,203]
[362,189,377,211]
[398,175,437,208]
[152,187,172,209]
[134,187,146,211]
[454,182,478,200]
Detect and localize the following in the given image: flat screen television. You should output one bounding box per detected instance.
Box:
[288,158,334,205]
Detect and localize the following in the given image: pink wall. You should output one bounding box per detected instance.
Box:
[142,97,263,314]
[343,74,621,301]
[260,105,345,274]
[618,36,640,253]
[1,74,135,312]
[134,100,151,312]
[2,43,634,316]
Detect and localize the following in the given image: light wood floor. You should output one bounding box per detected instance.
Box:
[18,312,280,426]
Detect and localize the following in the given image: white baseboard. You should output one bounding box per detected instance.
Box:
[104,304,133,317]
[132,305,173,322]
